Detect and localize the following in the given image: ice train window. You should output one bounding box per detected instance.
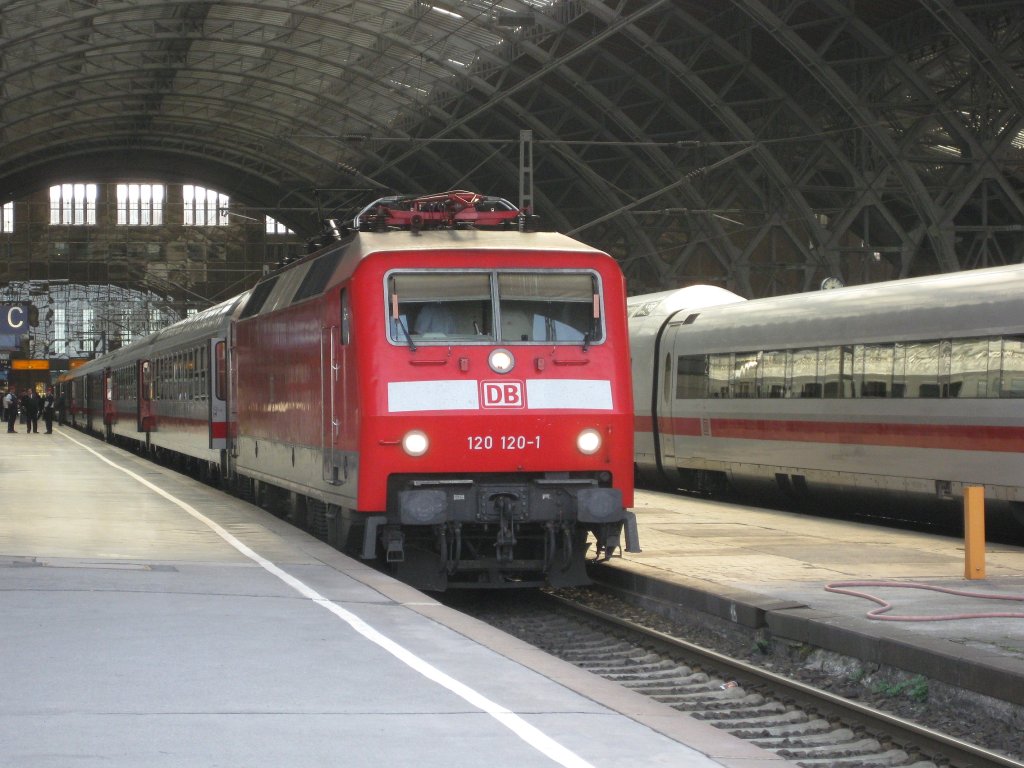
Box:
[1001,336,1024,397]
[675,355,706,399]
[821,346,854,398]
[732,352,759,398]
[790,348,820,398]
[707,354,731,398]
[855,344,894,398]
[948,338,987,398]
[891,344,907,398]
[759,350,788,398]
[904,341,940,398]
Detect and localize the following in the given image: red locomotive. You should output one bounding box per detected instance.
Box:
[61,196,638,590]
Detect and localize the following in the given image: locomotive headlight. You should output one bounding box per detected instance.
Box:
[488,348,515,374]
[402,430,429,456]
[576,428,602,455]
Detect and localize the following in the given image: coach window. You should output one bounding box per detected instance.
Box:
[194,348,203,400]
[498,273,599,344]
[707,353,731,398]
[842,345,854,397]
[197,346,207,401]
[891,343,908,397]
[732,352,759,398]
[938,339,952,397]
[760,350,788,398]
[856,344,894,398]
[182,352,189,399]
[821,345,854,398]
[950,338,992,398]
[1001,336,1024,397]
[675,355,706,399]
[905,341,940,398]
[790,348,820,398]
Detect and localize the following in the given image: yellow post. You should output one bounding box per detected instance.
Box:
[963,486,986,580]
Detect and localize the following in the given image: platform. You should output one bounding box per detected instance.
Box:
[0,426,788,768]
[600,489,1024,706]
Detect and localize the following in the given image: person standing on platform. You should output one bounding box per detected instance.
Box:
[42,387,55,434]
[4,390,16,433]
[20,389,38,434]
[55,390,67,426]
[29,389,42,434]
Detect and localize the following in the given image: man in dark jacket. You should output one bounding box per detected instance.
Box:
[21,389,39,434]
[42,387,55,433]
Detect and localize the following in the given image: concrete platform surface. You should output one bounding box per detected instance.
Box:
[0,427,789,768]
[599,489,1024,706]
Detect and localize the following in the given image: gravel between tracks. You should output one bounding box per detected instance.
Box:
[556,586,1024,763]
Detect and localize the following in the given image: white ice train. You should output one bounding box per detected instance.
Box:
[628,264,1024,521]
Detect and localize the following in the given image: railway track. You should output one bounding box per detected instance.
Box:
[450,589,1023,768]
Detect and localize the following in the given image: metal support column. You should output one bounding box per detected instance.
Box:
[518,129,534,230]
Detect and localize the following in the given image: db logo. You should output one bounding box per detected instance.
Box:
[481,380,525,408]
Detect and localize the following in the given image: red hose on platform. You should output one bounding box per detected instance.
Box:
[824,580,1024,621]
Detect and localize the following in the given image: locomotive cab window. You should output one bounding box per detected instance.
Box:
[386,270,603,346]
[497,273,600,344]
[389,272,493,343]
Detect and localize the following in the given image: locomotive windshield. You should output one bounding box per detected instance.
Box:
[387,270,602,345]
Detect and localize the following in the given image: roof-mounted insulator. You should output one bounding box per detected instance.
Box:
[353,190,523,231]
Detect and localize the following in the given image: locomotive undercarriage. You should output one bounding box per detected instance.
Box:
[76,423,642,591]
[380,472,638,591]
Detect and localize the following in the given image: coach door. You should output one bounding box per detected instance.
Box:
[102,369,115,426]
[137,360,154,432]
[322,288,353,486]
[321,323,340,484]
[209,339,228,450]
[657,350,677,465]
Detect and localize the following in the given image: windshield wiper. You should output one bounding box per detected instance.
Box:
[397,316,417,351]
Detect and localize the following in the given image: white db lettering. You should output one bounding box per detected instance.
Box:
[481,381,524,408]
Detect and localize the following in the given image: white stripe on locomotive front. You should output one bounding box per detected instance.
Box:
[386,379,614,412]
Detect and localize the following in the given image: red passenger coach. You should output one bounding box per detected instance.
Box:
[232,229,638,589]
[60,295,243,481]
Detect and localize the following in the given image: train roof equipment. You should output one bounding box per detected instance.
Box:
[353,190,523,231]
[662,262,1024,352]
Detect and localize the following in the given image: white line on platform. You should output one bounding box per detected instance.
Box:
[61,430,595,768]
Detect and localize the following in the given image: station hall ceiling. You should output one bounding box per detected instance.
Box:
[2,0,1024,296]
